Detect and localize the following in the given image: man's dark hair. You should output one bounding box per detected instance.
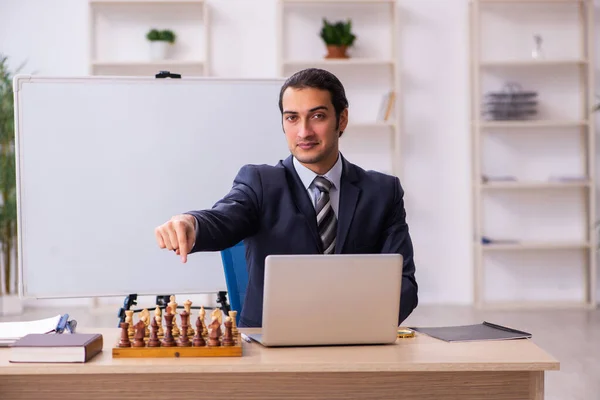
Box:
[278,68,349,130]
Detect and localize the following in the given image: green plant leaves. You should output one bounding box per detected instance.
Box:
[0,54,17,294]
[320,18,356,47]
[146,29,177,44]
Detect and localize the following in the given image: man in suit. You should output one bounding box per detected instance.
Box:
[155,68,418,328]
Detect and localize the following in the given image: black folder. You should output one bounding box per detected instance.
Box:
[409,321,532,342]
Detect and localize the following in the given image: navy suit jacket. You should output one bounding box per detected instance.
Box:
[186,154,418,327]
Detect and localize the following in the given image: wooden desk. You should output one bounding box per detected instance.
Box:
[0,328,559,400]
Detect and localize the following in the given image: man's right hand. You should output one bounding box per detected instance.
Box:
[155,214,196,263]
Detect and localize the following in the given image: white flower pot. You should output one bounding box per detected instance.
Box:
[0,294,23,316]
[149,41,170,61]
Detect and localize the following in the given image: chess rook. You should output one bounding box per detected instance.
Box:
[118,322,131,347]
[229,311,238,336]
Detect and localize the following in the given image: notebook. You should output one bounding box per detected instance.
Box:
[410,321,532,342]
[9,333,103,363]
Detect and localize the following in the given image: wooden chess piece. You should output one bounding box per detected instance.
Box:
[199,306,207,336]
[211,308,223,325]
[143,309,151,329]
[125,310,134,336]
[161,306,176,347]
[169,297,180,337]
[154,306,164,337]
[193,317,206,347]
[222,316,234,346]
[140,312,150,338]
[208,318,222,347]
[184,299,192,314]
[229,311,238,336]
[184,300,194,336]
[148,317,160,347]
[177,310,191,347]
[132,320,146,347]
[118,322,131,347]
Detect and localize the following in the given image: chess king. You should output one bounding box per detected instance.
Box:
[154,68,418,328]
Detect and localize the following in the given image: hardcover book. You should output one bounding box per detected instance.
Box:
[9,333,103,363]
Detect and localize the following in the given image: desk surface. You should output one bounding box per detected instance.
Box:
[0,328,559,375]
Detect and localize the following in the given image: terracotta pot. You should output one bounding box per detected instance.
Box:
[325,45,349,59]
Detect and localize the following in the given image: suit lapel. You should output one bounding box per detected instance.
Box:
[335,157,360,254]
[282,156,322,252]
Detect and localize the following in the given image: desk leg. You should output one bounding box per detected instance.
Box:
[530,371,544,400]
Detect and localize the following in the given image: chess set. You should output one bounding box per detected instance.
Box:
[112,295,242,358]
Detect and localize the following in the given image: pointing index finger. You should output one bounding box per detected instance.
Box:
[174,222,189,263]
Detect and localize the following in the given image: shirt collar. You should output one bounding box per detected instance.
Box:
[293,153,343,191]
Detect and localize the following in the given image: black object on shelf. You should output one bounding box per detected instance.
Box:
[483,82,538,121]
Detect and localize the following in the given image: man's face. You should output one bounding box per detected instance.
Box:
[281,87,348,173]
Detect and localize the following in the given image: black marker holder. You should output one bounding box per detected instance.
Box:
[155,70,181,79]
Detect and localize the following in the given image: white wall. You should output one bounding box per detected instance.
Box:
[0,0,598,311]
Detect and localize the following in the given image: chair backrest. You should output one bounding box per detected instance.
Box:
[220,241,248,325]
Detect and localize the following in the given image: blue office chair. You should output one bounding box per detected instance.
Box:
[220,241,248,326]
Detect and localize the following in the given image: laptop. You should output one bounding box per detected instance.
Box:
[247,253,403,347]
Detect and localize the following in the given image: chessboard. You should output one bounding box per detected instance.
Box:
[112,296,242,358]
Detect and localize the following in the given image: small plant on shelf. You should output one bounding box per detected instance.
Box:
[319,18,356,59]
[146,29,176,44]
[146,29,177,60]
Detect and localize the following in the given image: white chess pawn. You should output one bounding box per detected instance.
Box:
[154,306,164,336]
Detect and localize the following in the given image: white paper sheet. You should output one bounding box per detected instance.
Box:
[0,315,62,344]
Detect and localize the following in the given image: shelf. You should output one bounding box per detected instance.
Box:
[90,0,204,4]
[480,181,591,189]
[92,60,204,67]
[477,300,590,310]
[480,59,588,67]
[282,0,395,3]
[478,120,588,129]
[470,0,596,309]
[481,241,591,251]
[476,0,585,3]
[283,59,394,67]
[348,121,395,129]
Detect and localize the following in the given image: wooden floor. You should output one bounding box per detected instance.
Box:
[2,304,598,400]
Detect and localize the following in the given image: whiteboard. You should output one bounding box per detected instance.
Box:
[13,75,288,299]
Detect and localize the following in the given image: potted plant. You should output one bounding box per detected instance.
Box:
[0,54,22,315]
[319,18,357,59]
[146,29,177,61]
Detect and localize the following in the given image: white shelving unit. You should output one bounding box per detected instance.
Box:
[88,0,210,77]
[469,0,597,308]
[276,0,402,178]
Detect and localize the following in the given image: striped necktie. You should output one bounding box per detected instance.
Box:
[313,176,337,254]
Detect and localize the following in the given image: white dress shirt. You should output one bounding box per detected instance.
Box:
[292,154,343,217]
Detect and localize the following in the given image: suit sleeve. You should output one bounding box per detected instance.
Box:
[183,165,262,253]
[380,177,418,325]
